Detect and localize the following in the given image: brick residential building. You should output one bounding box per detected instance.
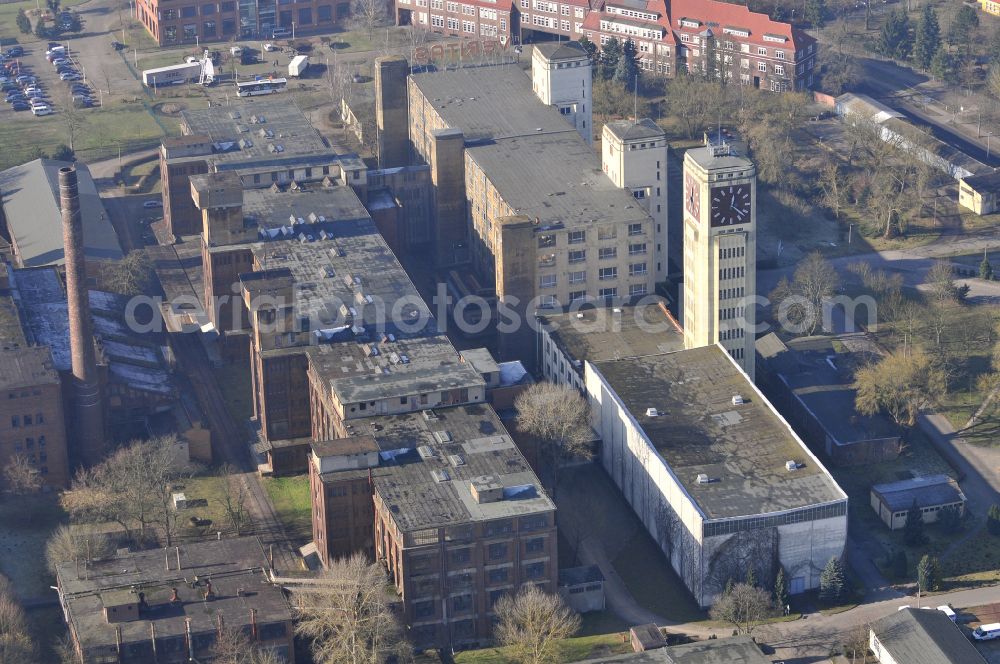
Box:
[395,0,816,90]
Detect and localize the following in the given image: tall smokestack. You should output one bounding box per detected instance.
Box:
[59,166,105,464]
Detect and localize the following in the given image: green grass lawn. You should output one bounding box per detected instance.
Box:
[172,473,251,539]
[453,632,631,664]
[0,102,170,170]
[261,475,312,540]
[0,0,89,46]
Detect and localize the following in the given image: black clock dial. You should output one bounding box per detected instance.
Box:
[710,183,751,227]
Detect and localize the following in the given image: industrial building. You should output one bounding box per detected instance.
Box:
[869,607,986,664]
[310,403,556,649]
[55,536,295,663]
[585,344,847,606]
[399,44,663,363]
[395,0,816,90]
[0,159,122,270]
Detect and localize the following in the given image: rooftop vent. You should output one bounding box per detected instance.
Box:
[422,409,438,421]
[470,475,504,504]
[433,431,453,444]
[448,454,465,467]
[696,473,711,484]
[229,111,241,119]
[417,445,435,460]
[731,395,744,406]
[613,307,622,314]
[785,460,799,471]
[576,313,585,319]
[431,469,450,483]
[645,408,659,417]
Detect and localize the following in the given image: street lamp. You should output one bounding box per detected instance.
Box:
[988,132,994,160]
[292,21,296,40]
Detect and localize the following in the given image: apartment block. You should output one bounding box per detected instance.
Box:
[396,0,817,90]
[682,140,757,379]
[311,404,556,649]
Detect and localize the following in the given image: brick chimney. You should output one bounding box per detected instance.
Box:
[59,166,105,464]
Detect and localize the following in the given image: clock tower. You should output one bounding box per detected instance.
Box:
[682,139,757,380]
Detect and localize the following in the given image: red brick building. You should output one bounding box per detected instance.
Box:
[134,0,352,46]
[395,0,816,90]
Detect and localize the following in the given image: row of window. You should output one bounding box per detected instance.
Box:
[720,246,745,259]
[7,389,42,399]
[719,286,745,300]
[719,328,745,340]
[10,413,45,428]
[539,263,646,289]
[719,266,746,280]
[719,306,745,321]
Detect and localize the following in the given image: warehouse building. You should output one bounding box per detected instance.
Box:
[870,475,966,531]
[585,345,847,606]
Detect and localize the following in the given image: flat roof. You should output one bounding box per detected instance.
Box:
[533,41,590,61]
[0,346,60,390]
[57,537,292,653]
[180,98,329,164]
[684,144,755,173]
[410,66,577,142]
[591,345,846,520]
[466,132,652,230]
[540,302,683,367]
[243,182,371,235]
[872,474,966,512]
[318,403,554,532]
[0,159,122,266]
[0,295,27,349]
[963,170,1000,190]
[604,118,666,142]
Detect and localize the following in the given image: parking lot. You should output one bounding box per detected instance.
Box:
[1,39,103,120]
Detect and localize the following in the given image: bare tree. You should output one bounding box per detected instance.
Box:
[60,87,84,153]
[45,524,117,574]
[769,252,840,336]
[105,250,155,296]
[403,23,430,63]
[855,350,947,427]
[818,159,849,220]
[61,436,188,547]
[219,464,251,535]
[666,74,726,139]
[295,553,409,664]
[708,582,771,635]
[350,0,388,40]
[843,624,870,664]
[494,585,581,664]
[100,66,113,96]
[2,454,42,495]
[0,575,34,662]
[213,625,284,664]
[925,261,964,303]
[515,382,592,499]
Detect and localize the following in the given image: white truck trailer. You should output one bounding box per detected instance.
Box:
[142,62,201,87]
[288,55,309,77]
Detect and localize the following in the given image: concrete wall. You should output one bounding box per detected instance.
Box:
[376,56,411,169]
[429,129,469,268]
[531,48,593,145]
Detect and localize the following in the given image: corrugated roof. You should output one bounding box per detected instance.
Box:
[871,474,966,513]
[872,608,987,664]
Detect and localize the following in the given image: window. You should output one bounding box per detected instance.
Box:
[628,222,644,236]
[598,247,617,260]
[539,274,557,289]
[23,415,31,426]
[488,567,510,584]
[488,543,508,560]
[431,14,444,26]
[776,50,785,60]
[317,3,332,20]
[538,234,555,248]
[568,270,586,285]
[452,594,473,612]
[568,249,586,264]
[462,20,475,32]
[489,589,508,607]
[414,600,435,618]
[757,46,767,56]
[628,243,646,256]
[451,548,471,564]
[298,7,312,23]
[629,283,648,297]
[599,267,617,281]
[526,537,545,553]
[524,562,546,579]
[202,3,216,14]
[598,226,617,240]
[221,1,234,9]
[569,290,587,302]
[568,230,585,244]
[181,5,197,17]
[629,263,647,277]
[599,287,618,298]
[447,16,458,28]
[758,62,767,72]
[774,64,784,75]
[10,416,18,428]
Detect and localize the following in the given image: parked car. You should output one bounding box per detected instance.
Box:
[15,75,34,84]
[974,624,1000,641]
[111,41,125,51]
[60,72,81,81]
[74,97,95,108]
[10,101,30,111]
[51,58,69,67]
[142,200,163,209]
[5,95,26,104]
[263,42,278,52]
[24,86,42,95]
[31,105,52,116]
[5,46,24,58]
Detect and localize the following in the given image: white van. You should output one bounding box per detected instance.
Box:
[973,623,1000,641]
[937,605,956,622]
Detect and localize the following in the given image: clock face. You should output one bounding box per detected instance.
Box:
[684,173,700,221]
[710,183,751,227]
